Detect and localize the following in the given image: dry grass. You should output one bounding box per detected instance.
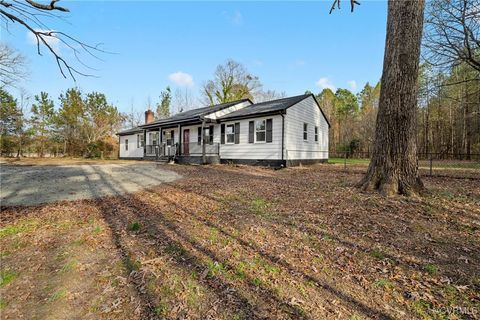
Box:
[1,164,479,319]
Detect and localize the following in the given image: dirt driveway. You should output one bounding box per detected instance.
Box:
[0,160,181,206]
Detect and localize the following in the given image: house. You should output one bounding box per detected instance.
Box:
[117,94,330,167]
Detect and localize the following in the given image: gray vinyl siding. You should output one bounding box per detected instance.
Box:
[220,115,283,160]
[284,96,329,160]
[119,134,144,158]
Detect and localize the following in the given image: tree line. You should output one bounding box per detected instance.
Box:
[316,60,479,159]
[0,88,124,158]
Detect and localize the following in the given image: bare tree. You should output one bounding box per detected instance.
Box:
[203,59,262,106]
[172,88,194,114]
[0,43,28,88]
[0,0,106,80]
[423,0,480,74]
[253,89,286,103]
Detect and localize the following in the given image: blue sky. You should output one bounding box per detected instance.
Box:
[3,1,388,113]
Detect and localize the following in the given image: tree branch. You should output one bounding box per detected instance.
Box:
[329,0,360,14]
[25,0,68,12]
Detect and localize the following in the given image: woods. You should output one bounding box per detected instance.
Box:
[324,0,479,163]
[0,88,124,158]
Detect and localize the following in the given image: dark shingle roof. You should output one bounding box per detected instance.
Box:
[140,99,251,128]
[217,94,310,120]
[116,126,143,136]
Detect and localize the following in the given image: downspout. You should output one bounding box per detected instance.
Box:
[143,129,146,159]
[201,117,206,164]
[281,113,285,167]
[178,124,182,157]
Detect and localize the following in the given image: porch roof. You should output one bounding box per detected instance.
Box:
[116,126,143,136]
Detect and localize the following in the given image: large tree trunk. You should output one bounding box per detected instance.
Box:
[359,0,426,196]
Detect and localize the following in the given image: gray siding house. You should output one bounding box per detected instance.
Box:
[117,94,330,167]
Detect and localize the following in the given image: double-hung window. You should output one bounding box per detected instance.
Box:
[315,126,319,142]
[255,120,266,142]
[125,139,128,150]
[226,124,235,144]
[303,123,308,141]
[149,132,159,145]
[137,134,145,148]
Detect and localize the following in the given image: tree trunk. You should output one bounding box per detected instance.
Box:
[359,0,425,196]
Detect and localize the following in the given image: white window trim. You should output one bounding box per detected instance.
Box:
[137,133,144,148]
[255,119,267,143]
[225,124,235,144]
[303,123,308,141]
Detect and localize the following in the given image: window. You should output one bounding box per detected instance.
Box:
[198,126,213,144]
[315,126,319,142]
[226,124,235,143]
[203,127,211,143]
[137,134,144,148]
[149,132,159,145]
[303,123,308,141]
[125,139,128,150]
[255,120,266,142]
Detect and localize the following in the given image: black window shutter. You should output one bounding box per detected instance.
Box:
[171,130,174,145]
[221,124,225,144]
[248,121,254,143]
[197,127,201,145]
[266,119,273,143]
[209,125,214,144]
[234,122,240,144]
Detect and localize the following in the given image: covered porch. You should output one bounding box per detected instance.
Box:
[143,122,220,163]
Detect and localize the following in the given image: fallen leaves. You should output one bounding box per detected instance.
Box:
[0,164,479,319]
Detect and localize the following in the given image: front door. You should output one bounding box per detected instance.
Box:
[183,129,190,155]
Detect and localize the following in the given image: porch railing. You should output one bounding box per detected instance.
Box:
[179,142,219,156]
[145,144,176,157]
[145,143,220,158]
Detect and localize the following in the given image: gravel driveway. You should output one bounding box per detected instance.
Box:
[0,162,181,206]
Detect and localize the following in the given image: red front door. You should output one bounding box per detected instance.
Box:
[183,129,190,155]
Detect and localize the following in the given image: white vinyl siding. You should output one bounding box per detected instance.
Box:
[284,96,329,160]
[119,134,144,158]
[220,115,283,160]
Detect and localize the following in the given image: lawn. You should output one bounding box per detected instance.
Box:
[329,158,371,165]
[329,157,480,170]
[1,164,479,319]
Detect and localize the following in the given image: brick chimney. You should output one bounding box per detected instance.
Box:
[145,109,154,124]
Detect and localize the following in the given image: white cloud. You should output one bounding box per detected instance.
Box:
[294,59,306,67]
[27,29,60,52]
[168,72,194,87]
[348,80,358,92]
[232,11,243,25]
[315,77,336,91]
[223,10,243,26]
